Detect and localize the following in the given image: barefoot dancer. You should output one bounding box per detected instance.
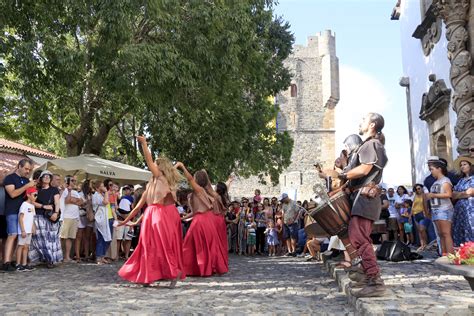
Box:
[118,136,185,287]
[174,162,228,276]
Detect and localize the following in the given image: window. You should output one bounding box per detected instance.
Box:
[290,84,297,97]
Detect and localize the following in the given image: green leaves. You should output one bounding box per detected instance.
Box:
[0,0,294,185]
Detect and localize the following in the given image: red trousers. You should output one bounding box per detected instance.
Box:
[348,215,380,277]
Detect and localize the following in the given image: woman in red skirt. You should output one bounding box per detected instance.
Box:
[174,162,229,276]
[118,136,185,287]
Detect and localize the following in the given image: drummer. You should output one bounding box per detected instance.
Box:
[338,113,388,298]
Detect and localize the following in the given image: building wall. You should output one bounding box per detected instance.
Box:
[398,0,458,184]
[230,31,339,201]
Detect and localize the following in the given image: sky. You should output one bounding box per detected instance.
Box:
[274,0,412,187]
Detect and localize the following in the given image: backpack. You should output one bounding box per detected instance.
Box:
[376,240,411,262]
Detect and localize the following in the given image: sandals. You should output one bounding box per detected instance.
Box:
[416,245,426,252]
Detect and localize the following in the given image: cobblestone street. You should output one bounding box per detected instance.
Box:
[0,255,354,315]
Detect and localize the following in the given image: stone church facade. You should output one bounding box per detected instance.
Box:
[229,30,340,201]
[393,0,474,184]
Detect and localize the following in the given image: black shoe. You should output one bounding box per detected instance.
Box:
[3,263,16,272]
[46,263,55,269]
[284,252,292,257]
[290,252,297,257]
[24,265,36,271]
[16,265,26,272]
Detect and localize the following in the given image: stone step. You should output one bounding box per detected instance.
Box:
[322,254,474,315]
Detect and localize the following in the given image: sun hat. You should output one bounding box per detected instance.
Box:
[453,155,474,173]
[39,170,53,178]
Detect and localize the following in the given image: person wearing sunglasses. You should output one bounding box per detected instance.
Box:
[410,184,429,251]
[16,187,38,271]
[29,170,62,268]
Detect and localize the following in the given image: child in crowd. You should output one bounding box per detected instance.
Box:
[400,199,414,245]
[246,214,257,256]
[264,220,279,256]
[253,189,262,213]
[16,187,37,271]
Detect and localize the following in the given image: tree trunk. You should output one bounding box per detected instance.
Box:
[82,124,113,155]
[64,110,95,157]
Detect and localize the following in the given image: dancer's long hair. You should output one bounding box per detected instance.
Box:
[216,182,230,208]
[155,157,182,191]
[194,170,210,188]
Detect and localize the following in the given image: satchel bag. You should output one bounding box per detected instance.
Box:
[43,194,60,223]
[45,209,61,223]
[359,182,381,199]
[86,199,95,222]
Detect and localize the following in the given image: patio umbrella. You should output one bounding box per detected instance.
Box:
[39,154,151,185]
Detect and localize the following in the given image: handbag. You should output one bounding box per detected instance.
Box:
[86,198,95,222]
[43,193,60,223]
[45,209,60,223]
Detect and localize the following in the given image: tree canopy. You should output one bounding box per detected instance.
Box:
[0,0,294,183]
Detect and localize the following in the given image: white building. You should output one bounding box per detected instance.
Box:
[392,0,459,184]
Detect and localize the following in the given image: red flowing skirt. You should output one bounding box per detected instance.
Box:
[183,211,229,276]
[118,204,185,284]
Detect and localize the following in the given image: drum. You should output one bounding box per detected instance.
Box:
[371,220,387,234]
[309,191,358,259]
[304,215,329,238]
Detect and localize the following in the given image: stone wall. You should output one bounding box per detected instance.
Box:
[229,30,339,202]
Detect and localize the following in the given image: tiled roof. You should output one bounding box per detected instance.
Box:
[0,138,59,159]
[0,152,26,177]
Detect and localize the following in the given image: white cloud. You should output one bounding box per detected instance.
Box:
[335,64,412,186]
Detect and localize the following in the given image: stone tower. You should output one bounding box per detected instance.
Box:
[230,30,340,201]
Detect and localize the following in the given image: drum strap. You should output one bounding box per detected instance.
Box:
[352,189,363,208]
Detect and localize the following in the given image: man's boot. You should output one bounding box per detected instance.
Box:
[352,274,386,298]
[347,265,365,282]
[350,275,369,288]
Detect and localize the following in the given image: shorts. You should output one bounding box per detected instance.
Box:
[78,215,88,229]
[413,212,425,224]
[247,233,256,245]
[115,226,133,241]
[60,218,79,239]
[284,223,299,240]
[398,217,409,224]
[6,214,19,235]
[18,233,32,245]
[387,218,399,231]
[432,208,454,222]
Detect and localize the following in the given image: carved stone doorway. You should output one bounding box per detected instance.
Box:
[419,75,454,166]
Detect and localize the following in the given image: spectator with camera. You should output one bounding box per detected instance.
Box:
[60,175,84,263]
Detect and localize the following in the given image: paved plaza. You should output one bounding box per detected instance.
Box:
[0,255,354,315]
[1,253,473,315]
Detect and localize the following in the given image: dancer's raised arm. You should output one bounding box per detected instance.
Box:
[174,162,204,194]
[137,136,162,178]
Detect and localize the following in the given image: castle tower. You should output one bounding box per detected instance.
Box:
[230,30,340,201]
